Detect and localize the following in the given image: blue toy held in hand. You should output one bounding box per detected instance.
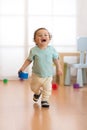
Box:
[18,71,28,80]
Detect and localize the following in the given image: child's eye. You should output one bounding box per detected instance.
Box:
[37,34,49,37]
[45,34,49,36]
[38,35,42,37]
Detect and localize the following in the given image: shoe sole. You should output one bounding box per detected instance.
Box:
[33,98,38,102]
[41,101,50,108]
[42,105,49,108]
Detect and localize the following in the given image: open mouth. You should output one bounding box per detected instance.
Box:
[41,39,46,42]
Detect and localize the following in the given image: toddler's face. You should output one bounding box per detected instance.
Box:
[34,29,51,48]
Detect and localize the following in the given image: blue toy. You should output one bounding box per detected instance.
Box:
[18,71,28,79]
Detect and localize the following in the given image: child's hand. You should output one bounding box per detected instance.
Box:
[18,70,22,74]
[57,68,63,75]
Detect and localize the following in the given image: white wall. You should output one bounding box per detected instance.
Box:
[0,0,87,79]
[64,0,87,73]
[77,0,87,36]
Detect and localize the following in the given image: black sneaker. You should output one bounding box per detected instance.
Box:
[33,93,41,102]
[41,101,50,108]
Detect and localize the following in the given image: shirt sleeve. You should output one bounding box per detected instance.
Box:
[27,49,34,61]
[52,47,59,59]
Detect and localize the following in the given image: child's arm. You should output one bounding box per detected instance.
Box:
[53,58,63,76]
[18,59,32,73]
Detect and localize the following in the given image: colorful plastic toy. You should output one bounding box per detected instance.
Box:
[73,83,80,88]
[18,71,28,79]
[52,83,58,90]
[3,79,8,84]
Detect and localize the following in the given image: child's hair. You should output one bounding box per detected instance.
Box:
[33,27,52,42]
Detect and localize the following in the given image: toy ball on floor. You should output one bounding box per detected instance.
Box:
[73,83,80,88]
[18,71,28,80]
[3,79,8,84]
[52,83,58,90]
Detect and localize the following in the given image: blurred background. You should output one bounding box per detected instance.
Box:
[0,0,87,79]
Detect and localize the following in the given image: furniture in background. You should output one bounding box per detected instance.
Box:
[64,63,71,85]
[65,37,87,87]
[59,52,79,86]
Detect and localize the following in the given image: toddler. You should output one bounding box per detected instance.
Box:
[18,27,63,108]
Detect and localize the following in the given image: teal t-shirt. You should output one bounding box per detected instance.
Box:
[28,45,59,77]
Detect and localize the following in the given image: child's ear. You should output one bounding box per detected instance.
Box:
[33,38,36,43]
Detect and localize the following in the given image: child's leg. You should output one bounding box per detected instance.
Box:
[30,73,42,95]
[41,77,52,102]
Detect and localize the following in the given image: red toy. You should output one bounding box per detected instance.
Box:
[52,83,58,90]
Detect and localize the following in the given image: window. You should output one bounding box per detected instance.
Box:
[0,0,76,78]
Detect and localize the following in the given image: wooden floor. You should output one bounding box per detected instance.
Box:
[0,80,87,130]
